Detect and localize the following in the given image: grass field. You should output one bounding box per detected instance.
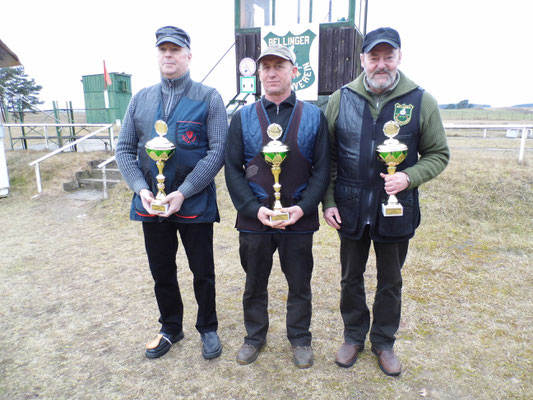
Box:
[0,135,532,399]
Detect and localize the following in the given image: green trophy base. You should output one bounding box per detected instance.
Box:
[382,203,403,217]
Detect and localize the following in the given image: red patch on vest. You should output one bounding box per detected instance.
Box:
[181,130,197,144]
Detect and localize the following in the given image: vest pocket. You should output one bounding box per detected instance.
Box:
[335,186,360,234]
[176,188,209,217]
[376,190,417,238]
[176,121,203,149]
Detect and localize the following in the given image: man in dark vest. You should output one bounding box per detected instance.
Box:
[116,26,227,360]
[225,44,329,368]
[323,27,450,376]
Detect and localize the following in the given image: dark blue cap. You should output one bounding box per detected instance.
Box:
[155,26,191,49]
[363,27,401,53]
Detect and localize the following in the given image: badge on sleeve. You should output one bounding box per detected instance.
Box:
[394,103,414,126]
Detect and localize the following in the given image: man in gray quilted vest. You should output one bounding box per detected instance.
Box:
[116,26,227,360]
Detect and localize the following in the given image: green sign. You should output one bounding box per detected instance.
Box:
[263,28,317,93]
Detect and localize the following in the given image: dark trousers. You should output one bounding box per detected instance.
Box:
[239,232,314,348]
[339,227,409,350]
[142,221,217,335]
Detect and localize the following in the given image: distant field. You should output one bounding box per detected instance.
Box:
[440,107,533,122]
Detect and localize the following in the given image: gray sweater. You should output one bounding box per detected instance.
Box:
[115,70,228,199]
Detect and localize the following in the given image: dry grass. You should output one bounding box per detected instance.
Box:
[0,141,532,399]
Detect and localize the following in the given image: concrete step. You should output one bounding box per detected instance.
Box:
[78,178,122,190]
[64,159,123,192]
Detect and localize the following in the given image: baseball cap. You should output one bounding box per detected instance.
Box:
[362,27,401,53]
[256,44,296,65]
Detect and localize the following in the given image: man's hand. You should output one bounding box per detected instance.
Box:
[139,189,157,214]
[323,207,342,230]
[380,172,409,195]
[275,205,304,229]
[257,205,304,230]
[160,191,185,218]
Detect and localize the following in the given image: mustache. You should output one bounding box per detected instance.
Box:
[373,68,392,76]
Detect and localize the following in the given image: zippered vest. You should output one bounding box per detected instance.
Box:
[236,100,321,232]
[335,86,423,241]
[129,81,219,223]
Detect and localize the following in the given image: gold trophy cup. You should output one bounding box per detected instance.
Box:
[376,121,408,217]
[145,120,176,213]
[262,123,290,221]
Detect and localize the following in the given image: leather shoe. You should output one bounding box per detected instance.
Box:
[236,343,262,365]
[145,331,184,359]
[372,347,401,376]
[293,346,313,369]
[335,343,364,368]
[201,331,222,359]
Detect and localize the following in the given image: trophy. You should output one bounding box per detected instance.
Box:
[145,120,176,213]
[376,121,408,217]
[262,123,290,221]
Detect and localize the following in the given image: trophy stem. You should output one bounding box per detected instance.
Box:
[271,165,282,213]
[155,160,167,200]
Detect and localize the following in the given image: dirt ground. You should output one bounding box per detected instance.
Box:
[0,146,532,400]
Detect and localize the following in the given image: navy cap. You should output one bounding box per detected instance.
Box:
[155,26,191,49]
[362,27,401,53]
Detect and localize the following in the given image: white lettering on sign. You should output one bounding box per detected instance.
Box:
[268,36,310,47]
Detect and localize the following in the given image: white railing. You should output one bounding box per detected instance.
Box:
[97,155,117,199]
[28,124,113,193]
[444,123,533,164]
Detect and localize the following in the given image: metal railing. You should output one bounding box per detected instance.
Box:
[28,124,113,193]
[4,123,115,150]
[97,155,117,199]
[444,123,533,164]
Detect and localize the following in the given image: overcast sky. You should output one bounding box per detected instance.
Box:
[1,0,531,110]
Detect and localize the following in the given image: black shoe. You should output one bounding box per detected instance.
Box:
[201,331,222,359]
[236,343,262,365]
[145,331,184,359]
[293,346,314,369]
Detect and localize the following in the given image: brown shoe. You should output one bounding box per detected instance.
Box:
[335,343,364,368]
[372,347,401,376]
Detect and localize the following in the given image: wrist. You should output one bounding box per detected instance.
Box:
[403,172,411,186]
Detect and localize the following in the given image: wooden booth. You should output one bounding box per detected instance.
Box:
[234,0,367,102]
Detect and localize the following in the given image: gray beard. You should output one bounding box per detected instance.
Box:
[366,72,395,92]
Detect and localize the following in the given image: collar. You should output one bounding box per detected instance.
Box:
[161,70,191,94]
[262,91,297,109]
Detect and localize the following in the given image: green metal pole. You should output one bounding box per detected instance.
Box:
[19,103,27,149]
[53,101,63,147]
[67,101,77,152]
[349,0,356,26]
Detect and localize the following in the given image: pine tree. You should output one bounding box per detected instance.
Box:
[0,66,43,122]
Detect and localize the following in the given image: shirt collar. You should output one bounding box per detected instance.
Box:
[262,91,297,109]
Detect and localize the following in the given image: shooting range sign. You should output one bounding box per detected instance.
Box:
[261,24,319,100]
